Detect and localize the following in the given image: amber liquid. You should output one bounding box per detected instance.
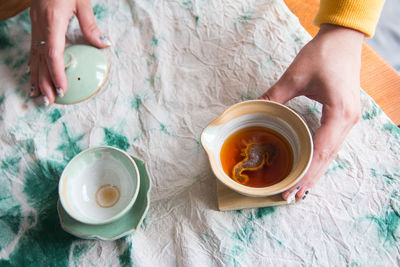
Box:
[220,126,293,187]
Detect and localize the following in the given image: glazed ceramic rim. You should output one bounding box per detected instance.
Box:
[201,100,313,197]
[58,146,140,225]
[55,45,110,105]
[57,156,152,241]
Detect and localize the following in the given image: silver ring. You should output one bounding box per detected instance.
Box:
[33,40,46,46]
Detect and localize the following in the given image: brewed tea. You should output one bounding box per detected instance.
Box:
[220,126,293,187]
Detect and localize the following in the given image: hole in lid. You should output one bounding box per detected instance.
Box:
[77,77,81,80]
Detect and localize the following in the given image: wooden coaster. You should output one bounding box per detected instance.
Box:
[216,180,294,211]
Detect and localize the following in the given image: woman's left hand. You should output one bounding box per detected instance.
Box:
[29,0,111,105]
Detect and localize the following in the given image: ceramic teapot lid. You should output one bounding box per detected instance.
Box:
[55,45,109,104]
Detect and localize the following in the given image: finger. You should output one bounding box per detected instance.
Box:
[259,74,301,104]
[294,104,359,198]
[76,1,111,48]
[39,54,56,105]
[45,15,69,97]
[282,185,300,201]
[296,186,310,199]
[302,189,310,200]
[282,181,309,201]
[29,10,41,97]
[29,49,41,97]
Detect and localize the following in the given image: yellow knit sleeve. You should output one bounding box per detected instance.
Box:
[314,0,385,38]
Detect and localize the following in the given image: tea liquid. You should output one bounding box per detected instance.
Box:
[220,126,293,187]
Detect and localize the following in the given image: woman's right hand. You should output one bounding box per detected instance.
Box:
[29,0,111,105]
[259,24,364,201]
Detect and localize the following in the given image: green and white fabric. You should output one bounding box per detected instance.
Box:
[0,0,399,265]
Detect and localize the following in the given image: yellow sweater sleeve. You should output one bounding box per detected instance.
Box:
[314,0,385,38]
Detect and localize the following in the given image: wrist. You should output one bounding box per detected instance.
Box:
[315,23,364,54]
[318,24,364,43]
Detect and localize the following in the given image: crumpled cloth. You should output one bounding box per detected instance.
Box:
[0,0,399,266]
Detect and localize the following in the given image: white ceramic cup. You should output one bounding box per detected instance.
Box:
[59,146,140,225]
[201,100,313,197]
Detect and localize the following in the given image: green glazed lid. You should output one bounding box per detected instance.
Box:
[55,45,109,104]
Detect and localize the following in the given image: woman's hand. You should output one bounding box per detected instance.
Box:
[29,0,111,105]
[259,24,364,201]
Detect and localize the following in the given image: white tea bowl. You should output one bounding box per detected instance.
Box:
[59,146,140,225]
[201,100,313,197]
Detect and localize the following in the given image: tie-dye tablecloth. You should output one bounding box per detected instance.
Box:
[1,0,399,265]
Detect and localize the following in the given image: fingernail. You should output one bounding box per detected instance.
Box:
[305,190,309,195]
[56,86,64,97]
[287,186,301,204]
[287,193,295,204]
[43,96,49,106]
[99,34,112,46]
[30,85,35,97]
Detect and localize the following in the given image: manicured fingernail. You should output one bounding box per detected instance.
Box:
[30,85,35,96]
[43,96,49,106]
[305,190,309,195]
[99,34,112,46]
[287,186,301,204]
[56,86,64,97]
[287,193,295,204]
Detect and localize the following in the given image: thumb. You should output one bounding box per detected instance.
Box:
[259,79,299,104]
[76,1,111,48]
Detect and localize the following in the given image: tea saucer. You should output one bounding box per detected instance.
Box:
[57,156,151,241]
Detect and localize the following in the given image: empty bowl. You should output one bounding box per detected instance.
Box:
[201,100,313,197]
[59,146,140,225]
